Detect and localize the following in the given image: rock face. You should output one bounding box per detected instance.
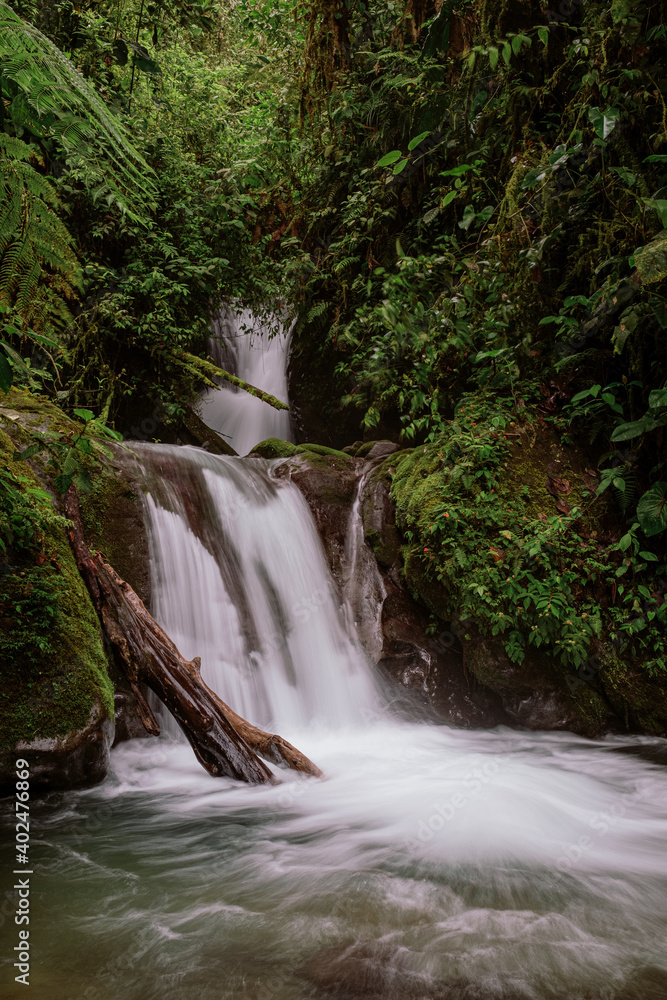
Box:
[0,390,147,795]
[6,703,115,794]
[268,442,509,729]
[265,439,667,738]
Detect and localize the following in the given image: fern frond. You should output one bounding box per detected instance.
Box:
[0,1,156,222]
[0,133,80,331]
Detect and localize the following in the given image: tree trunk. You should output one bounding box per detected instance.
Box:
[65,488,322,783]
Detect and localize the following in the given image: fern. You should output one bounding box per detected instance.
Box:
[0,1,156,222]
[0,133,80,331]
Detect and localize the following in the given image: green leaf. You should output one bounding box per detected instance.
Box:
[488,46,499,70]
[618,531,632,550]
[638,551,658,561]
[440,189,458,208]
[588,106,620,140]
[458,204,476,230]
[537,26,549,45]
[377,150,402,167]
[393,158,409,175]
[611,415,660,441]
[13,443,40,461]
[649,388,667,411]
[644,199,667,228]
[502,43,511,65]
[633,232,667,284]
[408,131,431,151]
[637,482,667,537]
[73,407,95,422]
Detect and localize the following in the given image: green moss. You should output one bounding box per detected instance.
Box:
[0,427,114,751]
[388,398,667,733]
[251,438,301,459]
[251,437,354,465]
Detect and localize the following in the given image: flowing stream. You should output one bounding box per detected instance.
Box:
[3,312,667,1000]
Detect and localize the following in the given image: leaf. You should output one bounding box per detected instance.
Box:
[643,199,667,228]
[0,349,12,392]
[637,482,667,537]
[649,388,667,411]
[611,415,660,441]
[538,26,549,45]
[639,550,658,561]
[521,167,546,190]
[633,231,667,284]
[440,189,458,208]
[588,106,620,140]
[393,158,409,175]
[458,204,476,230]
[13,443,40,461]
[408,131,431,151]
[377,150,402,167]
[73,407,95,422]
[440,164,475,178]
[488,46,499,70]
[618,532,632,550]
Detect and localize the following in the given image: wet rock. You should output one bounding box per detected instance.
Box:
[465,636,616,737]
[275,448,361,591]
[1,702,114,794]
[80,445,152,608]
[282,448,509,729]
[113,688,153,745]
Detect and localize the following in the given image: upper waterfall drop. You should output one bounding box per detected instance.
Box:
[133,444,379,732]
[199,306,293,456]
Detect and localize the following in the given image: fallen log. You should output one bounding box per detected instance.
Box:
[65,487,321,783]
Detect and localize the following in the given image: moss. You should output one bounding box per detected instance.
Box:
[251,438,301,459]
[600,655,667,735]
[0,430,113,751]
[79,471,150,601]
[252,437,354,466]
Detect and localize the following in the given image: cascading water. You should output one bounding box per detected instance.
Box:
[133,444,378,732]
[4,311,667,1000]
[198,306,292,456]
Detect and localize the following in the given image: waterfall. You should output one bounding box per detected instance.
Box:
[131,444,378,732]
[20,308,667,1000]
[198,306,292,455]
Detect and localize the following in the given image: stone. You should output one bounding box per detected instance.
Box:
[1,702,114,794]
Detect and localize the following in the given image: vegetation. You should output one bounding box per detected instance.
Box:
[1,0,666,740]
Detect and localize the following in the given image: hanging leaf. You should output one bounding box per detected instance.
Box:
[538,26,549,45]
[588,106,620,140]
[393,158,409,175]
[637,483,667,536]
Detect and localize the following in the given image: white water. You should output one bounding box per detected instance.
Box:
[198,306,292,455]
[3,311,667,1000]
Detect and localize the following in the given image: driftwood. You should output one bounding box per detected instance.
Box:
[65,488,321,783]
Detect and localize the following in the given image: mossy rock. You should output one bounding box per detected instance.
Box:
[79,467,151,606]
[0,407,116,790]
[251,438,354,466]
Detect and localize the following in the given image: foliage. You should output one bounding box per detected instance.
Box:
[391,398,667,672]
